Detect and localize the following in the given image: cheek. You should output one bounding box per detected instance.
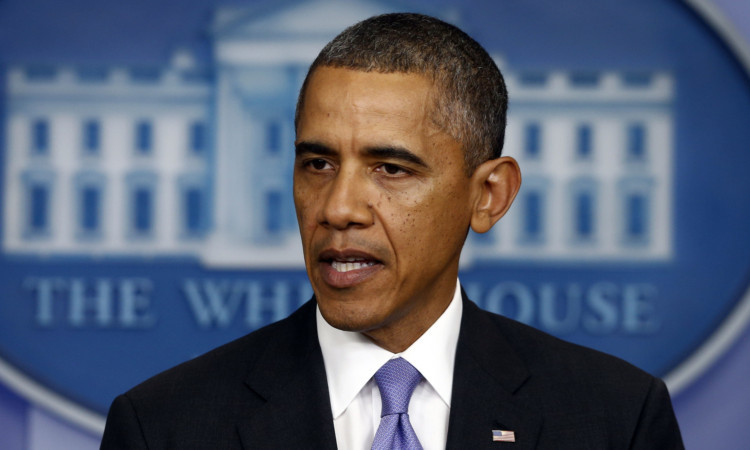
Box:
[387,190,455,251]
[411,184,470,243]
[293,196,317,238]
[293,179,313,215]
[297,209,318,235]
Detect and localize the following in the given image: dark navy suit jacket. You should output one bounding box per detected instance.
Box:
[101,295,684,449]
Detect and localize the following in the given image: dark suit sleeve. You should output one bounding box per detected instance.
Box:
[629,378,684,449]
[100,394,149,450]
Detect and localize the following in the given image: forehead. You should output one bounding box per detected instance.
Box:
[298,67,439,138]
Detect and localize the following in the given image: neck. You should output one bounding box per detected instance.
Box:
[363,287,455,353]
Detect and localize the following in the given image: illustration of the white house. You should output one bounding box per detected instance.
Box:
[2,0,674,267]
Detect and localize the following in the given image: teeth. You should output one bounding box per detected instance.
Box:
[331,260,375,272]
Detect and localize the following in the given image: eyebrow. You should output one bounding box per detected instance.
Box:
[295,141,334,157]
[295,141,429,169]
[364,146,429,169]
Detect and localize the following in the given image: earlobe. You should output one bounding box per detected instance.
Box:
[470,156,521,234]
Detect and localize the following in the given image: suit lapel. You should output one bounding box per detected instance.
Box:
[237,300,338,449]
[447,296,542,449]
[233,294,543,448]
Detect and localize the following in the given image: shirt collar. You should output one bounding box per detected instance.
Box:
[317,279,463,418]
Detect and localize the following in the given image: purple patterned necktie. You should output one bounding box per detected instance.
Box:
[371,357,424,450]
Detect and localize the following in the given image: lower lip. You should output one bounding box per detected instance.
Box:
[320,262,383,288]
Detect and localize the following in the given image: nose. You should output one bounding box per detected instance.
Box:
[319,168,373,230]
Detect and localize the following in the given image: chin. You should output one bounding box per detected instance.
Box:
[317,299,385,333]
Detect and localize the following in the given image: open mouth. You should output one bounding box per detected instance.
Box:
[331,258,377,273]
[318,249,383,288]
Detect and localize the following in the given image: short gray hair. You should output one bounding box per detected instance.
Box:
[295,12,508,173]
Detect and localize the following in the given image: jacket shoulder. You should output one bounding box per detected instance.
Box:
[102,301,319,448]
[463,302,683,448]
[474,302,654,385]
[126,299,316,402]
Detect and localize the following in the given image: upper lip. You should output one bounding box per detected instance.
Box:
[318,248,381,263]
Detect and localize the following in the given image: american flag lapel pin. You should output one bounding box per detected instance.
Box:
[492,429,516,442]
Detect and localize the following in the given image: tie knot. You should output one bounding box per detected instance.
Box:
[374,358,423,417]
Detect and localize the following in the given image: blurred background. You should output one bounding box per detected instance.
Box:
[0,0,749,448]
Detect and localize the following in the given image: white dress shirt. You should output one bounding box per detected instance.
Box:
[317,280,463,450]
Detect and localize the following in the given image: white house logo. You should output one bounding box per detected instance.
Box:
[1,0,750,433]
[3,17,673,266]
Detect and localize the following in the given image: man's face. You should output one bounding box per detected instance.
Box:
[294,67,476,351]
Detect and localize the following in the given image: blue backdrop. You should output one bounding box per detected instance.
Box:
[0,0,749,448]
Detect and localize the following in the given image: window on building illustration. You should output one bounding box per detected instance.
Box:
[189,121,206,155]
[574,191,595,239]
[623,73,653,87]
[266,190,283,233]
[523,190,544,240]
[627,123,646,161]
[76,67,109,83]
[266,121,281,154]
[28,184,50,233]
[25,66,56,82]
[83,120,100,155]
[524,123,541,159]
[135,121,152,154]
[181,70,212,84]
[570,72,600,87]
[183,187,205,235]
[132,187,153,234]
[576,125,592,159]
[625,193,649,241]
[32,119,49,155]
[80,185,101,233]
[130,67,161,83]
[518,72,547,87]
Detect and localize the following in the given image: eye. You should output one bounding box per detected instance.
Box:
[305,158,333,171]
[376,163,410,176]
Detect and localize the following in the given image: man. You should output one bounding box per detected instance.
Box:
[101,13,684,449]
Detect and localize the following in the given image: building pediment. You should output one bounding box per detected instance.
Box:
[211,0,458,65]
[211,0,405,40]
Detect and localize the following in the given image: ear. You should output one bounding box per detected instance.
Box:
[469,156,521,234]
